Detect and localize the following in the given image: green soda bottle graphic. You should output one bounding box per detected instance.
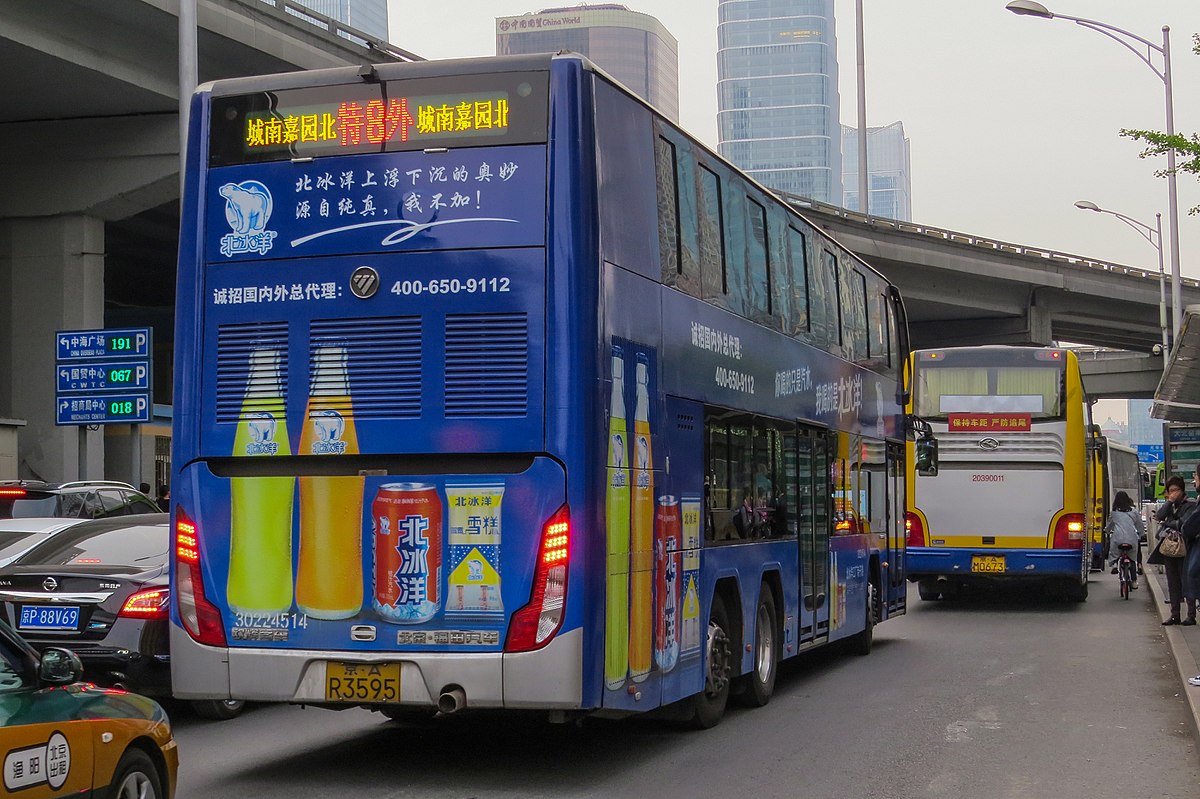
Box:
[605,347,632,690]
[228,347,295,615]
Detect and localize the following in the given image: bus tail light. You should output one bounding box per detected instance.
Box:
[175,508,227,646]
[506,505,570,653]
[1053,514,1086,549]
[905,512,925,547]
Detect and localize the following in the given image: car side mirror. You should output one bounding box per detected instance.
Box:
[39,647,83,685]
[915,437,939,477]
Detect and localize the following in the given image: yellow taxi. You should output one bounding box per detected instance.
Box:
[0,618,177,798]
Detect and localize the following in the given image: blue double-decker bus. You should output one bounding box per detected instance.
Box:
[170,53,913,727]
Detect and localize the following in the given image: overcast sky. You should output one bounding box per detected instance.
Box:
[390,0,1200,278]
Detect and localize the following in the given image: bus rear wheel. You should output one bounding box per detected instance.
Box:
[917,580,940,601]
[689,593,733,729]
[737,588,779,707]
[848,581,877,656]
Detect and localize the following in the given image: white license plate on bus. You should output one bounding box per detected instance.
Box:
[324,662,400,703]
[971,555,1005,574]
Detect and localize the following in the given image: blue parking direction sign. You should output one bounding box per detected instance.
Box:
[54,327,153,427]
[56,328,151,361]
[57,360,151,393]
[56,394,150,425]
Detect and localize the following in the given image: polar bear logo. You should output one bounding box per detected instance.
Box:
[219,180,273,235]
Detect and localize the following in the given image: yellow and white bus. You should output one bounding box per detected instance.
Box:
[905,346,1094,601]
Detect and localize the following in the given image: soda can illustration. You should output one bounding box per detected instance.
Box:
[654,495,681,673]
[373,483,442,623]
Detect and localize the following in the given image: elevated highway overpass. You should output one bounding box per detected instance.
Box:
[786,195,1200,355]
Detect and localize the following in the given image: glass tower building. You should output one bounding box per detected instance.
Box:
[842,122,912,221]
[717,0,841,203]
[293,0,389,41]
[496,5,679,122]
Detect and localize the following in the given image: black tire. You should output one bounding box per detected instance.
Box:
[190,698,246,721]
[848,581,876,656]
[689,593,733,729]
[108,748,162,799]
[1120,578,1129,600]
[737,588,779,707]
[1067,578,1088,602]
[916,580,940,601]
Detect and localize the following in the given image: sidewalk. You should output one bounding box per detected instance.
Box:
[1143,564,1200,742]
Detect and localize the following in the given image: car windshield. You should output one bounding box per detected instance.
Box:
[0,532,47,561]
[14,519,167,568]
[0,494,78,519]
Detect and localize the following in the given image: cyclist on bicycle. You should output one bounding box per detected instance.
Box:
[1107,491,1145,589]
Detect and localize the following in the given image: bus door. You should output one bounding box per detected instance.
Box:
[797,427,832,644]
[887,442,906,612]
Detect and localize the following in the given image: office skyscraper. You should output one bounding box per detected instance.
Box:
[717,0,841,203]
[293,0,389,41]
[842,122,912,220]
[496,5,679,122]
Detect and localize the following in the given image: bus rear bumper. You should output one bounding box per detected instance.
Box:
[169,623,583,709]
[907,547,1084,579]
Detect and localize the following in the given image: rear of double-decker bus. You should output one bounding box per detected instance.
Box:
[905,347,1090,601]
[170,55,601,715]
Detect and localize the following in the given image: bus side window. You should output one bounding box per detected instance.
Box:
[697,164,726,306]
[723,189,749,318]
[654,135,680,285]
[746,197,770,326]
[785,226,810,339]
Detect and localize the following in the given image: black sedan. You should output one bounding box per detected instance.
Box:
[0,513,242,720]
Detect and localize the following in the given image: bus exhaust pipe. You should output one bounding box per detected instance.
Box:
[437,687,466,714]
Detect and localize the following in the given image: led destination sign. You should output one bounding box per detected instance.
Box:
[210,72,548,166]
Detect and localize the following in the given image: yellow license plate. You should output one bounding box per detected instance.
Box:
[971,555,1005,574]
[325,662,400,703]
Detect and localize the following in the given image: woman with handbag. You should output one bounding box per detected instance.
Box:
[1151,475,1197,625]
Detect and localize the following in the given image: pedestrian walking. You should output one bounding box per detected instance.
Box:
[1149,475,1197,625]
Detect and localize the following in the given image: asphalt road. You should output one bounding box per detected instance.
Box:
[170,575,1200,799]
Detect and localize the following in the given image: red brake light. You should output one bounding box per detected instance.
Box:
[120,588,169,620]
[0,488,27,497]
[506,505,570,653]
[905,512,926,547]
[1053,513,1086,549]
[174,507,226,646]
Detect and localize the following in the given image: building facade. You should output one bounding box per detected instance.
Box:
[496,5,679,122]
[293,0,389,41]
[842,121,912,220]
[716,0,841,203]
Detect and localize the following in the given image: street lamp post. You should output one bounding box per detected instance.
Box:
[1075,199,1172,475]
[1073,200,1169,370]
[855,0,869,215]
[1006,1,1183,340]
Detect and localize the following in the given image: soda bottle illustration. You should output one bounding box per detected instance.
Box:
[628,353,653,682]
[296,345,364,620]
[654,495,681,673]
[227,348,294,615]
[604,346,631,690]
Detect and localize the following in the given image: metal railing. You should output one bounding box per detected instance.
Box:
[251,0,423,62]
[776,191,1200,289]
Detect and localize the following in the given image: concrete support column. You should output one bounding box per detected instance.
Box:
[0,216,105,481]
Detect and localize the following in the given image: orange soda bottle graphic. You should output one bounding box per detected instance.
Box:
[628,353,653,682]
[227,347,294,615]
[296,345,364,620]
[604,346,631,690]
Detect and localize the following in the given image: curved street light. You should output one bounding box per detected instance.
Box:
[1073,199,1169,370]
[1006,2,1182,340]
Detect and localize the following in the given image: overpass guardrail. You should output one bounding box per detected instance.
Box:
[777,192,1200,290]
[254,0,423,62]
